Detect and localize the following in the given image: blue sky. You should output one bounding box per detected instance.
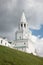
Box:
[30,25,43,38]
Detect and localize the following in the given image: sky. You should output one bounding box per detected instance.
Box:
[0,0,43,57]
[30,25,43,38]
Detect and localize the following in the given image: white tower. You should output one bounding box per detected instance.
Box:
[13,12,29,51]
[12,12,36,55]
[15,12,28,40]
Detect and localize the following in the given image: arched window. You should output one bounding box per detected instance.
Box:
[1,40,3,44]
[21,23,23,27]
[5,43,6,45]
[19,36,21,39]
[24,43,26,45]
[24,24,26,28]
[22,48,23,50]
[15,44,16,46]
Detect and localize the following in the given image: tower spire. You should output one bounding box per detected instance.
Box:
[20,12,27,23]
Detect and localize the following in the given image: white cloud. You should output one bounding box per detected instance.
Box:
[23,0,43,30]
[0,0,43,38]
[0,0,43,32]
[7,0,17,11]
[29,32,43,57]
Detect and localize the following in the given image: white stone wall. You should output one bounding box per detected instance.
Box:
[14,40,28,47]
[11,39,28,52]
[25,39,36,55]
[0,37,11,47]
[18,48,26,52]
[16,32,23,40]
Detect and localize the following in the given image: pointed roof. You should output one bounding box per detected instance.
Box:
[20,12,27,23]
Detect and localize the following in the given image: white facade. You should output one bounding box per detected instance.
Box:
[15,13,28,40]
[12,12,36,55]
[0,37,11,47]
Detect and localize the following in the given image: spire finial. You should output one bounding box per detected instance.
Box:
[20,12,27,23]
